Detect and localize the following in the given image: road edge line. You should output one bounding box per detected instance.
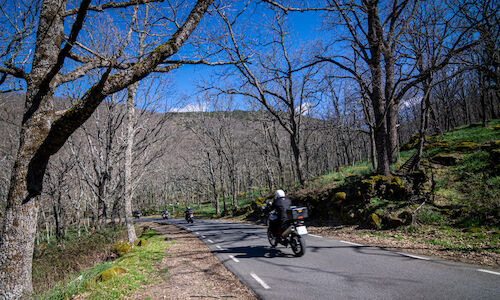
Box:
[250,273,271,289]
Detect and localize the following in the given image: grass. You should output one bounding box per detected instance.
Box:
[38,228,169,300]
[441,119,500,144]
[33,225,127,294]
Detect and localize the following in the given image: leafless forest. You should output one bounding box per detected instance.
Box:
[0,0,498,298]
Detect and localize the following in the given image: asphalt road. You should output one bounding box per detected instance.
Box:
[143,217,500,300]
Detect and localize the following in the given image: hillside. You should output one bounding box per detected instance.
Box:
[222,120,500,267]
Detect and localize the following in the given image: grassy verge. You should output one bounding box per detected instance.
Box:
[37,227,169,299]
[33,226,127,294]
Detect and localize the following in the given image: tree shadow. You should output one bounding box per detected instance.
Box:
[216,245,295,259]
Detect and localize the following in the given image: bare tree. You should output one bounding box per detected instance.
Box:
[209,7,323,185]
[0,0,214,297]
[264,0,482,176]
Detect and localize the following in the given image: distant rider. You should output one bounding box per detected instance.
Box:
[184,206,193,220]
[270,189,291,236]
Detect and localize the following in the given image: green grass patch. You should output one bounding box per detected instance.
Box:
[33,226,127,294]
[441,119,500,144]
[38,229,169,300]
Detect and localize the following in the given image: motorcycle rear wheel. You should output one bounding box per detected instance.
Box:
[290,233,305,257]
[267,228,278,248]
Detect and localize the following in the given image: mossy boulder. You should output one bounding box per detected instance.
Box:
[332,192,347,205]
[386,217,405,229]
[359,178,376,197]
[136,239,147,247]
[398,211,413,225]
[401,134,419,151]
[464,227,482,233]
[490,149,500,165]
[431,153,460,166]
[387,176,408,200]
[95,267,127,282]
[481,140,500,151]
[454,141,479,152]
[368,213,381,229]
[425,140,451,151]
[493,125,500,130]
[112,241,134,257]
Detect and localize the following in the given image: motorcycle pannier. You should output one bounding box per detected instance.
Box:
[287,206,308,220]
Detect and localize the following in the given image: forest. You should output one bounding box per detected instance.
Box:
[0,0,498,298]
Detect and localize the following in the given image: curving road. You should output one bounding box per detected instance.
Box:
[143,218,500,300]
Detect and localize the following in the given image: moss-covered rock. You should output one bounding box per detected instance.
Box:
[112,241,134,257]
[136,239,147,247]
[464,227,482,233]
[387,176,408,201]
[95,267,127,282]
[490,149,500,165]
[431,153,460,166]
[401,134,420,151]
[386,217,404,229]
[481,140,500,151]
[368,213,381,229]
[332,192,347,205]
[493,125,500,130]
[455,141,479,152]
[398,211,413,225]
[425,140,451,151]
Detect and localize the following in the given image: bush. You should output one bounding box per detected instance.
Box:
[416,207,443,225]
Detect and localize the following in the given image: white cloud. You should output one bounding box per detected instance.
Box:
[172,102,209,112]
[296,102,315,115]
[401,97,422,109]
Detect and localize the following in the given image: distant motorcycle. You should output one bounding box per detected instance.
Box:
[185,210,194,223]
[133,210,142,219]
[266,206,308,257]
[161,211,170,220]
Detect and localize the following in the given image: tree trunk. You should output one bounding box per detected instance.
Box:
[386,103,399,163]
[124,83,138,242]
[369,125,377,170]
[0,0,65,295]
[290,135,304,186]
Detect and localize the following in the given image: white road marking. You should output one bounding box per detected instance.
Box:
[229,255,240,263]
[339,240,363,246]
[207,239,214,243]
[478,269,500,276]
[216,245,223,250]
[395,252,429,260]
[250,273,270,289]
[309,234,322,238]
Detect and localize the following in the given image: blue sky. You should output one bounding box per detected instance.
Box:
[169,8,324,112]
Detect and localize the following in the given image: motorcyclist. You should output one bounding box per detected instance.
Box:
[184,206,193,220]
[270,189,291,236]
[161,209,169,218]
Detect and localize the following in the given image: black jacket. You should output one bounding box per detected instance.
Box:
[271,196,292,223]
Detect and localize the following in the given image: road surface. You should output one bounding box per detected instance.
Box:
[143,217,500,300]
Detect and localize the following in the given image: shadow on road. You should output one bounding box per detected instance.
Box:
[216,245,295,259]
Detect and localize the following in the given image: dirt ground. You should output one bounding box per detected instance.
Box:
[128,222,257,300]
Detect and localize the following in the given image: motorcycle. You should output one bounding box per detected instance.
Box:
[133,210,142,219]
[185,210,194,223]
[266,206,308,257]
[161,211,169,220]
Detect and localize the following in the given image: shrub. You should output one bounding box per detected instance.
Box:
[416,207,443,225]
